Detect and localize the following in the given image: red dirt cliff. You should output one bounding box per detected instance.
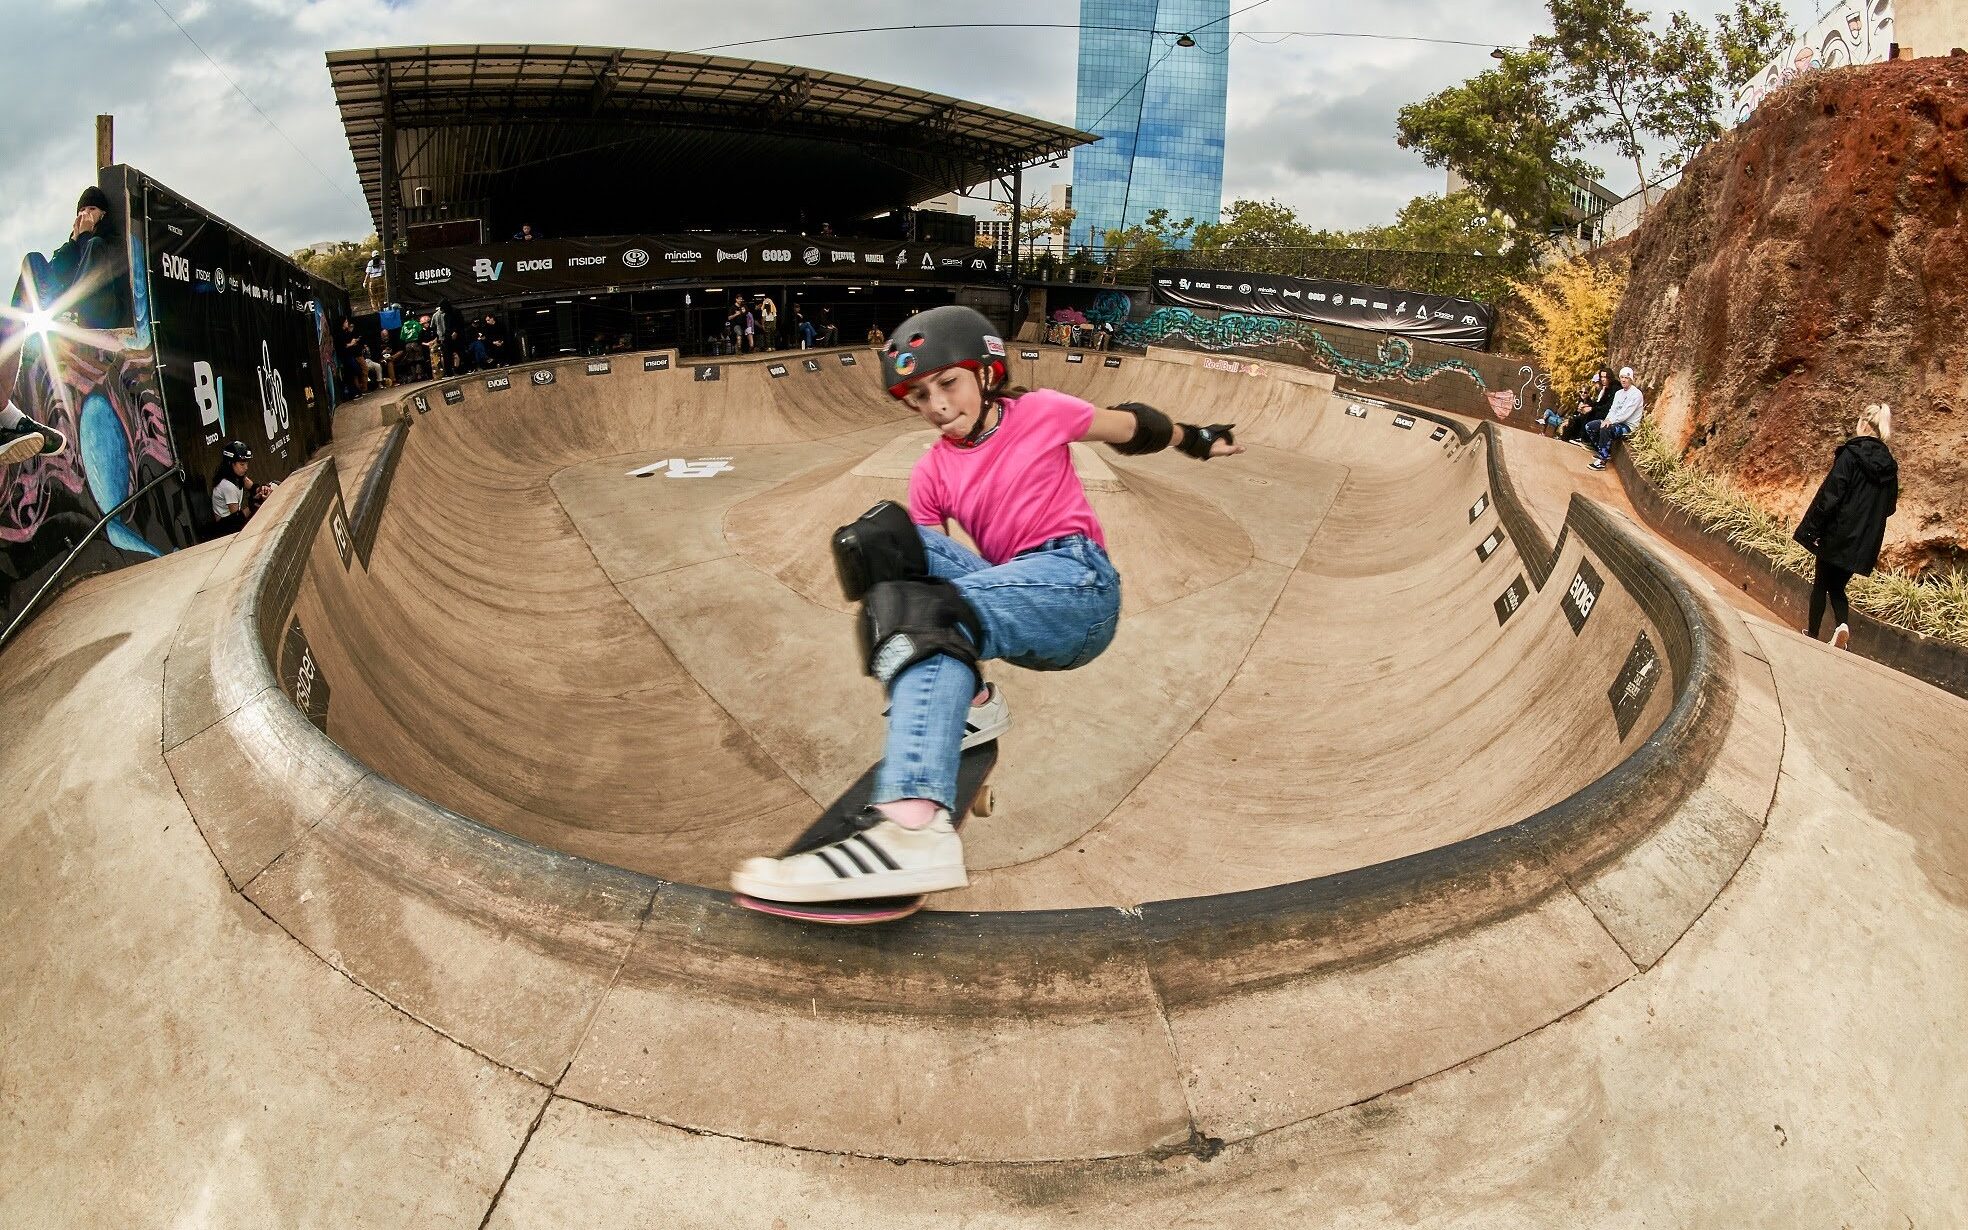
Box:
[1610,54,1968,573]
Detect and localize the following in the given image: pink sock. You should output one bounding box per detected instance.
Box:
[876,798,941,830]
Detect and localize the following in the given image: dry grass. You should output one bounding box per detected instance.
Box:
[1629,420,1968,646]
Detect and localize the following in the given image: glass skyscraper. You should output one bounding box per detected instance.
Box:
[1071,0,1229,250]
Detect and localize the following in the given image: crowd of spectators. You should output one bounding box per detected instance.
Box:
[334,301,521,399]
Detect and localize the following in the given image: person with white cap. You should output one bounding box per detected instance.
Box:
[1585,367,1644,471]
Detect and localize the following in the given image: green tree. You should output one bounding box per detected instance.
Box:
[1102,208,1195,282]
[292,235,379,296]
[1715,0,1793,91]
[1541,0,1660,206]
[995,191,1076,254]
[1395,48,1596,255]
[1643,11,1724,176]
[1365,192,1517,256]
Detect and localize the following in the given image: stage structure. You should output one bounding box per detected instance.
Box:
[326,44,1096,307]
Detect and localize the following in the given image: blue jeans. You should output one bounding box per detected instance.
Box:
[1585,419,1631,460]
[872,529,1122,809]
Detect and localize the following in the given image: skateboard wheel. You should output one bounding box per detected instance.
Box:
[973,786,995,818]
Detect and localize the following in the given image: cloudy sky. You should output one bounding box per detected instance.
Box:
[0,0,1819,272]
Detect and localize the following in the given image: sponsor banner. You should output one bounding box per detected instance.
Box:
[1608,631,1663,739]
[1201,356,1262,376]
[1476,528,1505,562]
[1430,425,1449,441]
[1152,267,1494,350]
[281,618,333,732]
[1066,352,1085,364]
[396,234,1000,305]
[1493,575,1530,625]
[767,363,789,378]
[1393,414,1416,430]
[585,359,611,375]
[694,365,721,381]
[412,392,430,414]
[328,493,353,570]
[837,353,857,366]
[529,368,556,386]
[144,183,331,502]
[1468,493,1489,522]
[486,374,511,391]
[1564,558,1604,635]
[1019,348,1041,361]
[644,354,672,371]
[802,358,821,373]
[1103,355,1122,368]
[1345,404,1369,419]
[442,386,464,404]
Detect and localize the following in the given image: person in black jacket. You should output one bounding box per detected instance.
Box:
[1793,403,1899,649]
[0,185,128,466]
[1561,365,1616,444]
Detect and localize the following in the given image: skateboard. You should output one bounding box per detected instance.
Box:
[734,740,998,925]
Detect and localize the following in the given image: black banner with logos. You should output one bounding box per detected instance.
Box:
[143,180,334,516]
[397,234,999,306]
[1150,267,1494,350]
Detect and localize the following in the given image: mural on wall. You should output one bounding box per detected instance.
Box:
[1734,0,1894,123]
[1118,306,1494,391]
[2,224,193,630]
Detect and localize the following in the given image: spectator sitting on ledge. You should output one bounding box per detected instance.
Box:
[1584,367,1644,472]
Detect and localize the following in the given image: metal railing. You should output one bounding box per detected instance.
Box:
[0,466,184,651]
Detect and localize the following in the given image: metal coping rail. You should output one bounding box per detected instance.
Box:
[0,466,185,651]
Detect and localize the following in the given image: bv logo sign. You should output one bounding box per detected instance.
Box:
[472,257,504,282]
[193,359,224,440]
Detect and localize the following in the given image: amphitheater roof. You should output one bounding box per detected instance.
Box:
[326,44,1096,237]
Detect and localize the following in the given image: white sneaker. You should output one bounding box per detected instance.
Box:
[1832,624,1850,649]
[964,681,1009,748]
[731,809,968,903]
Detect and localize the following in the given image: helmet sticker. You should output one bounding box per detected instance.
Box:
[982,334,1005,356]
[893,352,917,376]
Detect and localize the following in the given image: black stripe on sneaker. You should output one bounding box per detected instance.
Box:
[832,840,871,874]
[815,849,851,878]
[854,834,901,871]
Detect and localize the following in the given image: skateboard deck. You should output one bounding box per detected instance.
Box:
[734,740,997,925]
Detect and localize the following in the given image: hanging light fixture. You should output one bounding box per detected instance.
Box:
[1176,32,1197,47]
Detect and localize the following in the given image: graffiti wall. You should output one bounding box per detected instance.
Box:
[2,173,196,633]
[1123,305,1576,418]
[1734,0,1895,124]
[3,164,340,636]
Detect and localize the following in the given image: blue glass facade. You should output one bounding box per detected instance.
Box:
[1071,0,1228,250]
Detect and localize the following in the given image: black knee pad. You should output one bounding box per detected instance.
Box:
[859,579,983,693]
[832,500,928,602]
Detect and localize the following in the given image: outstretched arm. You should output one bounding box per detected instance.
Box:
[1081,404,1245,459]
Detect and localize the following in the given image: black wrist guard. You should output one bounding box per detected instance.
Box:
[1176,422,1236,460]
[1108,402,1173,455]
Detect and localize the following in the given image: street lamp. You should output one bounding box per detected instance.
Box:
[1176,32,1197,47]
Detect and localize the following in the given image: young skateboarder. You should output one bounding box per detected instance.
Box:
[731,305,1242,905]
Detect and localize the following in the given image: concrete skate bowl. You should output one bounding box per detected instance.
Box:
[162,345,1759,1163]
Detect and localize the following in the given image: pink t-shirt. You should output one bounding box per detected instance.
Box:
[907,388,1107,566]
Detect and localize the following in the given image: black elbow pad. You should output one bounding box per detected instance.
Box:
[1109,402,1174,455]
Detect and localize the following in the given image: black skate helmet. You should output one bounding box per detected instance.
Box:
[879,304,1008,399]
[221,440,253,464]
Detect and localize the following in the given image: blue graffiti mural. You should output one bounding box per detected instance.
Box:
[1118,307,1492,390]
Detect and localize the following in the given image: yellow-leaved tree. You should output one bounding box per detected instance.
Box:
[1510,257,1628,392]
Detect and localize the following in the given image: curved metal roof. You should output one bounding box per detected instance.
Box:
[326,44,1095,238]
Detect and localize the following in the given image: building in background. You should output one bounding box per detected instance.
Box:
[1071,0,1228,250]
